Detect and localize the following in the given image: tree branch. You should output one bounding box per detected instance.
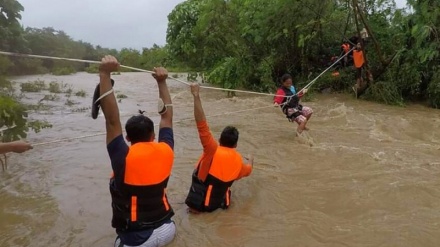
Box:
[353,0,387,65]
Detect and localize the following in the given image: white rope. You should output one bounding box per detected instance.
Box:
[0,49,351,98]
[0,48,349,146]
[31,103,279,147]
[283,46,356,104]
[0,51,288,98]
[94,88,114,104]
[297,46,355,94]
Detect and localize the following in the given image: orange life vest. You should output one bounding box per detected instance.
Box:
[185,146,243,212]
[353,50,365,68]
[110,142,174,231]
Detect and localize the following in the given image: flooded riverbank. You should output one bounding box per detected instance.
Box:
[1,72,439,247]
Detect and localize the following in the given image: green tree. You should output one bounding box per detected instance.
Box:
[0,0,52,141]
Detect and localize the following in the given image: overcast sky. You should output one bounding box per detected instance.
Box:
[17,0,408,51]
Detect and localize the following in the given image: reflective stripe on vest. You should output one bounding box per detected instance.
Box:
[110,142,174,231]
[185,146,242,212]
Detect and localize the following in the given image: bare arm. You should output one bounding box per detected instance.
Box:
[194,93,218,153]
[154,67,172,129]
[99,55,122,145]
[0,141,33,154]
[193,92,206,122]
[193,86,218,158]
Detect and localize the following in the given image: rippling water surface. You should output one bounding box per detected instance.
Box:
[1,72,439,247]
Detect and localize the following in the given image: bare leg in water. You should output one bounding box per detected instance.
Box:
[296,118,308,135]
[304,113,312,130]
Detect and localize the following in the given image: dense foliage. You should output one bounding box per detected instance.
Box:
[166,0,440,107]
[0,0,439,141]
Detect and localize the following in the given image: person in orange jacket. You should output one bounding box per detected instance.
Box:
[94,55,176,247]
[352,42,373,94]
[341,42,351,67]
[352,42,373,92]
[185,83,254,213]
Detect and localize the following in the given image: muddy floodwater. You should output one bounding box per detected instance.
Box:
[1,72,439,247]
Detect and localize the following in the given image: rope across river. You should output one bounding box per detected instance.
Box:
[0,49,353,147]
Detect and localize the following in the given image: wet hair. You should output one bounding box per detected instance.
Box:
[281,74,292,83]
[219,126,239,148]
[125,114,154,144]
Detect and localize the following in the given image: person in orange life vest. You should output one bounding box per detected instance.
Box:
[96,56,176,247]
[341,42,351,67]
[0,141,33,154]
[353,42,365,91]
[273,74,313,135]
[184,83,254,213]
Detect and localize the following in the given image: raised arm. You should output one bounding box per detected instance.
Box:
[154,67,173,129]
[190,83,218,181]
[99,55,122,145]
[191,83,207,123]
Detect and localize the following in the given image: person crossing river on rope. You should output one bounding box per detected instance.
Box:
[273,74,313,135]
[93,55,176,247]
[184,83,254,214]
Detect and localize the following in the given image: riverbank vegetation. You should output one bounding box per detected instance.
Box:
[1,0,439,140]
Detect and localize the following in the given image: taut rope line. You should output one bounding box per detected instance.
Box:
[0,48,351,146]
[0,48,352,98]
[0,51,285,97]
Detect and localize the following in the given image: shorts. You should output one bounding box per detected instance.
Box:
[114,221,176,247]
[287,106,313,124]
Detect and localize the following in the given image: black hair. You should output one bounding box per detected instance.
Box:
[125,114,154,144]
[281,74,292,83]
[219,126,239,148]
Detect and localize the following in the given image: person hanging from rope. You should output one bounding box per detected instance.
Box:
[94,55,176,247]
[184,83,254,214]
[273,74,313,135]
[352,42,365,93]
[352,42,373,93]
[0,141,33,154]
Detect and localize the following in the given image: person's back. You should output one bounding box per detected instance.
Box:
[110,140,174,232]
[94,55,176,247]
[185,83,253,213]
[353,47,364,68]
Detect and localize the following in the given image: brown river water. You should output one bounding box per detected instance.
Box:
[1,72,439,247]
